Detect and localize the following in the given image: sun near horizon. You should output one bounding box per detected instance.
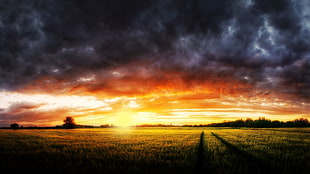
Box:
[0,0,310,127]
[1,88,309,127]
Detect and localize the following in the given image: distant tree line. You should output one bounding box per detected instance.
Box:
[5,117,310,129]
[136,124,176,127]
[205,117,310,128]
[7,117,79,129]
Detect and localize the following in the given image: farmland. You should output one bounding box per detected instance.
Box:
[0,127,309,174]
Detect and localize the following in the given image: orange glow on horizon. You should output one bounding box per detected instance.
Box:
[0,62,309,127]
[1,87,309,127]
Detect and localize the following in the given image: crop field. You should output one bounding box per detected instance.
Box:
[0,127,309,174]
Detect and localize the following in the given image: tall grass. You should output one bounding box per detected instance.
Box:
[210,128,310,174]
[0,127,202,173]
[0,127,309,174]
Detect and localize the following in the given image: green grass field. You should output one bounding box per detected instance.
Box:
[0,127,309,174]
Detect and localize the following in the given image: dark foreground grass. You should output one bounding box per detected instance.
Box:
[0,128,200,174]
[0,127,309,174]
[210,128,310,174]
[211,132,277,174]
[195,131,205,173]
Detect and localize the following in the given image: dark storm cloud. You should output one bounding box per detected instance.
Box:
[0,0,309,98]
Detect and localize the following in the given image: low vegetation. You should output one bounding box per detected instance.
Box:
[206,117,310,128]
[0,127,309,174]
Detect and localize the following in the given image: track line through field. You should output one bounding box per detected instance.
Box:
[195,131,213,174]
[211,132,278,174]
[195,131,206,173]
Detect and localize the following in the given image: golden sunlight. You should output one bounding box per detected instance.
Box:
[113,110,135,127]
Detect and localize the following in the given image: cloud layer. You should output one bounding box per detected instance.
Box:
[0,0,310,126]
[1,0,309,98]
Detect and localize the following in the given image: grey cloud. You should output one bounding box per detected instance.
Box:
[0,0,309,99]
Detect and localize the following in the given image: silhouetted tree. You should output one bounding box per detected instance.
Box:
[293,118,309,127]
[10,123,19,129]
[271,120,282,127]
[205,118,309,128]
[63,116,76,129]
[231,119,245,127]
[245,118,254,127]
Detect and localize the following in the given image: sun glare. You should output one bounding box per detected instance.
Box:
[114,111,134,127]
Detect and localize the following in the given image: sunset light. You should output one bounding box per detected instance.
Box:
[1,88,308,127]
[0,0,309,128]
[1,1,310,173]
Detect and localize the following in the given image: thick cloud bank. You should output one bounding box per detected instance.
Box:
[0,0,309,99]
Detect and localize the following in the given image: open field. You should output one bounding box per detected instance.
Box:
[0,127,309,174]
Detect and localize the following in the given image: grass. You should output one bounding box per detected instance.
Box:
[210,128,310,174]
[0,127,309,174]
[211,131,275,174]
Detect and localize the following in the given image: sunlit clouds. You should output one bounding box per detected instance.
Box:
[1,88,309,126]
[0,0,310,126]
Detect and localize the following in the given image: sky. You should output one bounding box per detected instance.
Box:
[0,0,310,127]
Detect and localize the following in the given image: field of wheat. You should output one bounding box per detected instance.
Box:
[0,127,309,174]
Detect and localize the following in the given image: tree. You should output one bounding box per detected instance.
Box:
[293,118,309,127]
[63,117,76,129]
[10,123,19,129]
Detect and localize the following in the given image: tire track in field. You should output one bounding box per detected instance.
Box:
[195,131,212,174]
[211,132,279,174]
[195,131,206,173]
